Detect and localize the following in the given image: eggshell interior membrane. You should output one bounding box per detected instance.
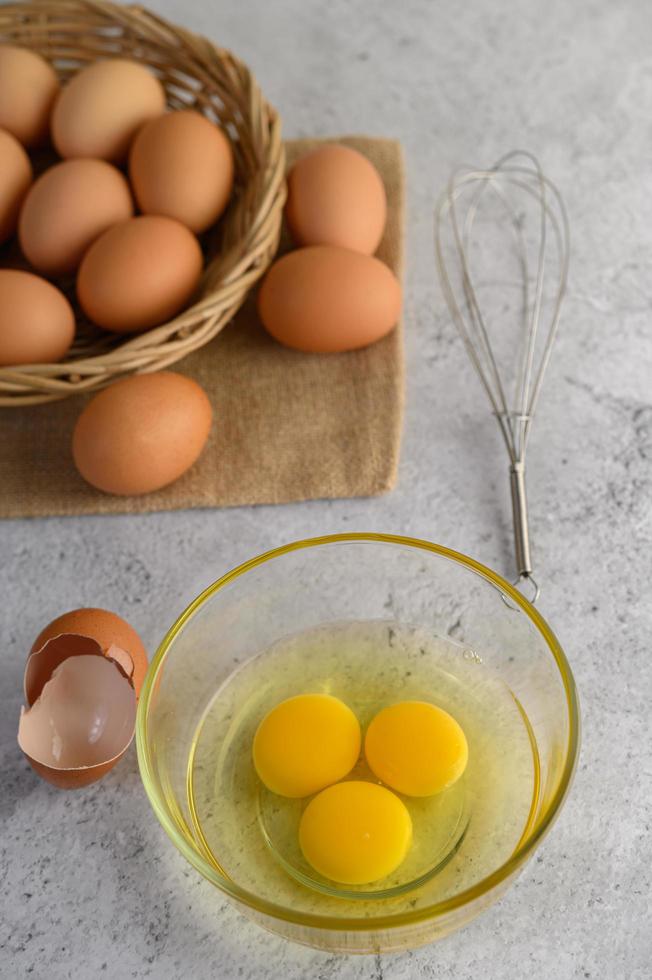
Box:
[104,644,135,680]
[18,654,137,770]
[24,632,133,706]
[30,607,148,697]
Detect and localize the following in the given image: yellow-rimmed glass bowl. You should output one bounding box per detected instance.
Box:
[136,533,579,953]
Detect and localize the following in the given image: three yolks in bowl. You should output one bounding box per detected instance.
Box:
[252,693,468,886]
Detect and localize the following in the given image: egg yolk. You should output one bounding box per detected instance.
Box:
[365,700,468,796]
[253,693,361,798]
[299,780,412,885]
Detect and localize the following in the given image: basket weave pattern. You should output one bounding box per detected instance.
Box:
[0,0,286,405]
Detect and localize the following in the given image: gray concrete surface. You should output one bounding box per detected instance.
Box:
[2,0,651,977]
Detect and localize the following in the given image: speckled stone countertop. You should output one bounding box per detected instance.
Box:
[2,0,651,977]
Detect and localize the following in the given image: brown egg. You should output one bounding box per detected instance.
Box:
[285,144,387,255]
[76,215,203,333]
[18,651,137,789]
[0,45,59,147]
[257,245,401,353]
[0,269,75,365]
[72,371,213,495]
[0,128,32,245]
[19,159,133,276]
[129,110,234,233]
[30,607,149,698]
[51,58,166,163]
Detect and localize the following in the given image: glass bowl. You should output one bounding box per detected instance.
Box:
[136,533,579,953]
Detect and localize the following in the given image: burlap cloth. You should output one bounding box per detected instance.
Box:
[0,136,404,518]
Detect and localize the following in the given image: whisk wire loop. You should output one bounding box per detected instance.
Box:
[434,151,569,598]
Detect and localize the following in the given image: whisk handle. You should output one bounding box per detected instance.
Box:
[509,462,533,578]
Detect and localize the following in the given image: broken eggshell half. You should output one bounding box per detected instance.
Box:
[18,633,137,789]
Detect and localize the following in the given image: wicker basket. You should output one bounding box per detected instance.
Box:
[0,0,285,406]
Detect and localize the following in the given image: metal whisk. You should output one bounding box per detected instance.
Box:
[434,150,570,602]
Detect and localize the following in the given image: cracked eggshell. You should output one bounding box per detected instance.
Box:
[24,632,133,706]
[18,654,137,789]
[30,607,148,697]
